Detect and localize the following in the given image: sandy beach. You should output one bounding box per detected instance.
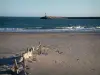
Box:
[0,32,100,75]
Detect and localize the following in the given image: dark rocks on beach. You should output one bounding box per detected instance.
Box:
[28,60,33,63]
[15,54,20,56]
[55,50,59,52]
[26,67,30,70]
[42,53,48,56]
[53,60,57,64]
[76,59,79,61]
[59,52,63,54]
[91,68,95,71]
[55,50,63,54]
[55,60,57,63]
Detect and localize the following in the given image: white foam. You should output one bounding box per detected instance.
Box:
[0,27,100,32]
[96,26,100,29]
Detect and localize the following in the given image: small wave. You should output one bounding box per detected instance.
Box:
[56,26,85,29]
[0,27,100,33]
[24,27,42,29]
[96,26,100,29]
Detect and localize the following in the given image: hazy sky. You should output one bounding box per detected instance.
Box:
[0,0,100,17]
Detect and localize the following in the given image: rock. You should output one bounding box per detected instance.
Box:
[77,59,79,61]
[91,68,95,71]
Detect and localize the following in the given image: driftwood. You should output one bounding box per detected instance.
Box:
[0,42,50,75]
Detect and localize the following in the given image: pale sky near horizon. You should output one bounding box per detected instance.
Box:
[0,0,100,17]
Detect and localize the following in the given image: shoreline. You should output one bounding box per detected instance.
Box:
[0,32,100,34]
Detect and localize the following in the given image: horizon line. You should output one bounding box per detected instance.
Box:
[0,16,100,17]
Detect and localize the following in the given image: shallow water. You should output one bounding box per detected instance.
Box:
[0,17,100,32]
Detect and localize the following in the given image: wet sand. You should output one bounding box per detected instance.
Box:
[0,32,100,75]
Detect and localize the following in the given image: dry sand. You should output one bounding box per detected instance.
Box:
[0,32,100,75]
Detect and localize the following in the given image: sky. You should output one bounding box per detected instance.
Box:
[0,0,100,17]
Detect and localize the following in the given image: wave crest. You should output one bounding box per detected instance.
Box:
[0,26,100,32]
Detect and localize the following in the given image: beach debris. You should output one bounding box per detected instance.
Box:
[43,52,49,56]
[28,60,33,63]
[10,59,26,75]
[91,68,95,71]
[15,53,20,56]
[54,60,57,64]
[0,42,53,75]
[53,60,57,64]
[26,72,30,75]
[59,52,63,54]
[76,58,79,61]
[55,50,63,54]
[22,47,35,60]
[11,59,19,74]
[25,65,30,70]
[36,42,50,55]
[0,53,27,75]
[55,50,59,53]
[32,55,37,61]
[53,60,65,64]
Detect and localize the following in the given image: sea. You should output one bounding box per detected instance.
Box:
[0,17,100,33]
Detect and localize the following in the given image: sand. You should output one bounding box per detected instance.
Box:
[0,32,100,75]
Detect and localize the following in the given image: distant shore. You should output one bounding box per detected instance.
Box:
[1,16,100,19]
[40,16,100,19]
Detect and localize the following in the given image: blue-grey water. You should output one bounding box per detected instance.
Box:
[0,17,100,32]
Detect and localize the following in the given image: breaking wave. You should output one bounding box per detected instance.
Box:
[0,26,100,33]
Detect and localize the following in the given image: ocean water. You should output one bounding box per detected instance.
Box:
[0,17,100,32]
